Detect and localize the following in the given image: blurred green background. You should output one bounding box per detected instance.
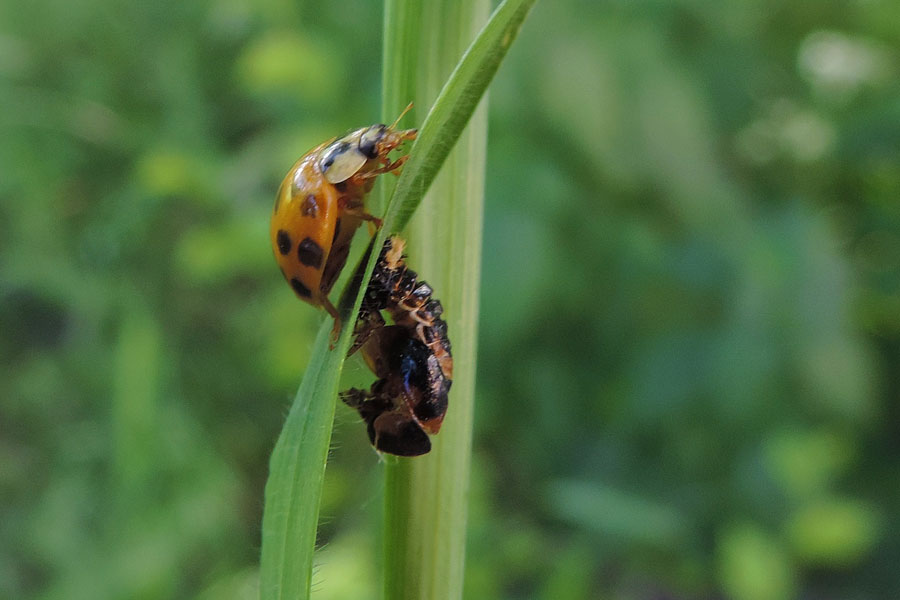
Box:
[3,0,899,598]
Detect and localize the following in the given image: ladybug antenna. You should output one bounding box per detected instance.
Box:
[389,103,414,130]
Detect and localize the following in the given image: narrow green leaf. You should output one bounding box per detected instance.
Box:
[258,1,535,598]
[258,324,345,600]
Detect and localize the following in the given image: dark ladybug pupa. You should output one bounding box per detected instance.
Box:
[340,236,453,456]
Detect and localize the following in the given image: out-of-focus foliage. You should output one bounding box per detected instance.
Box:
[1,0,898,598]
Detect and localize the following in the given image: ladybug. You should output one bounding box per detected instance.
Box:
[270,106,417,340]
[341,235,453,456]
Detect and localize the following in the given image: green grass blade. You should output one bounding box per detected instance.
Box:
[381,2,536,599]
[258,1,535,598]
[258,324,346,600]
[381,0,489,596]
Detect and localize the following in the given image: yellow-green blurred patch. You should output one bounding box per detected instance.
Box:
[786,499,879,567]
[136,150,211,199]
[800,337,875,421]
[258,292,318,386]
[538,541,594,600]
[235,31,341,101]
[312,531,376,600]
[717,523,796,600]
[196,567,259,600]
[764,429,855,499]
[174,218,270,284]
[275,124,341,173]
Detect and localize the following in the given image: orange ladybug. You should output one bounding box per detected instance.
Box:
[270,106,417,339]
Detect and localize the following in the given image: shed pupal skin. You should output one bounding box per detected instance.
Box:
[340,235,453,457]
[355,236,453,380]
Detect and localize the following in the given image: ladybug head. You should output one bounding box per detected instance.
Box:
[358,125,388,159]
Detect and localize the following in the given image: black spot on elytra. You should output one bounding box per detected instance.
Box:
[290,278,312,298]
[301,194,318,217]
[276,230,292,255]
[297,237,324,269]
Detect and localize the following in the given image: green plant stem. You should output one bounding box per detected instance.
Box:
[382,2,489,599]
[259,1,533,597]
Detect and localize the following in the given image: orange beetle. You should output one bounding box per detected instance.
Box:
[270,106,416,339]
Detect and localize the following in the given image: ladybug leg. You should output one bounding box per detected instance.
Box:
[323,297,342,349]
[382,154,410,176]
[342,205,383,230]
[350,154,411,183]
[378,155,411,176]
